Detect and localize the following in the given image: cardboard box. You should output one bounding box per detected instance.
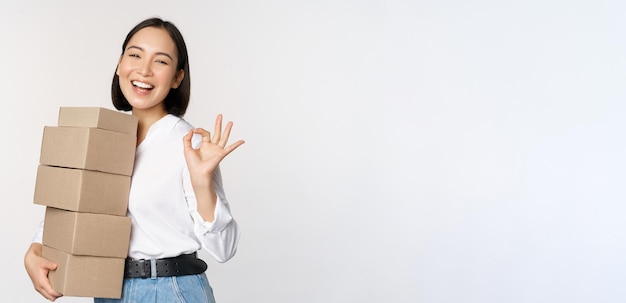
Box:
[43,245,125,299]
[40,126,136,176]
[34,165,130,216]
[58,107,138,135]
[43,207,131,258]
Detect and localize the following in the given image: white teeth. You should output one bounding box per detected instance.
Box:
[132,81,153,89]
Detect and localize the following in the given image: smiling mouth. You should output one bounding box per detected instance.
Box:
[132,80,154,90]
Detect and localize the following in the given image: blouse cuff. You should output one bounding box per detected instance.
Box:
[191,195,233,235]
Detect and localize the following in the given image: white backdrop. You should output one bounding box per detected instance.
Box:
[1,0,625,302]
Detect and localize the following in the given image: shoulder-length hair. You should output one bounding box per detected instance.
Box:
[111,17,190,117]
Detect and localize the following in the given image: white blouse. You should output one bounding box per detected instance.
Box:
[33,114,240,263]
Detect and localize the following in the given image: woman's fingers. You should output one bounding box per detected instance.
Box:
[192,128,212,143]
[182,130,194,150]
[212,114,223,144]
[25,244,63,301]
[225,139,246,155]
[220,121,234,147]
[188,114,241,150]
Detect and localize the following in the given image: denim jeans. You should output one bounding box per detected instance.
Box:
[94,273,215,303]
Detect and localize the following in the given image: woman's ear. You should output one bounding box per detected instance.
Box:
[172,70,185,89]
[116,56,122,76]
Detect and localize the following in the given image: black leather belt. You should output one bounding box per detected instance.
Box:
[124,252,208,279]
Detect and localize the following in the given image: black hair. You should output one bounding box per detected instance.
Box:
[111,17,190,117]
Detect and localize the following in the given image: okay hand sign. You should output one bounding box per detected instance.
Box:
[183,114,245,179]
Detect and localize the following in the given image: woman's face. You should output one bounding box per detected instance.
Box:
[116,26,183,115]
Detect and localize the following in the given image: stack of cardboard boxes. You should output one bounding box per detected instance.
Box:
[33,107,138,299]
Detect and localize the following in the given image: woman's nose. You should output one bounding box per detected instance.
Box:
[137,60,152,76]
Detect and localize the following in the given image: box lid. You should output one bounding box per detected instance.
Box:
[58,107,138,136]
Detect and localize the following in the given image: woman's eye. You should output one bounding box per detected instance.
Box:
[156,59,168,65]
[128,53,140,58]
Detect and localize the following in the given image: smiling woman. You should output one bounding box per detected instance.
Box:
[114,25,186,144]
[24,17,245,303]
[111,18,190,124]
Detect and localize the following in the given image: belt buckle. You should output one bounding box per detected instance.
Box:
[137,259,150,279]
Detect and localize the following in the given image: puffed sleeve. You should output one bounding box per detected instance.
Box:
[32,220,44,243]
[184,165,241,263]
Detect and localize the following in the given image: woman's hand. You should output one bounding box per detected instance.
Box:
[24,243,63,301]
[183,114,244,222]
[183,114,245,182]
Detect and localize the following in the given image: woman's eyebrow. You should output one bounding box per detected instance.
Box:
[126,45,174,61]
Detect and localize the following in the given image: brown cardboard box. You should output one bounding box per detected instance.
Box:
[34,107,136,299]
[58,107,138,135]
[43,245,125,299]
[42,207,131,258]
[40,126,136,176]
[34,165,130,216]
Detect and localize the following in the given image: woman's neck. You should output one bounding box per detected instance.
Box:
[133,108,168,146]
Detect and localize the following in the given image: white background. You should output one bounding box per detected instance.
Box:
[1,0,625,302]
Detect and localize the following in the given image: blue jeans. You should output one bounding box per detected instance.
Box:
[94,273,215,303]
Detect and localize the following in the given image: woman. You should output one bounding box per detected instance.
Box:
[24,17,244,302]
